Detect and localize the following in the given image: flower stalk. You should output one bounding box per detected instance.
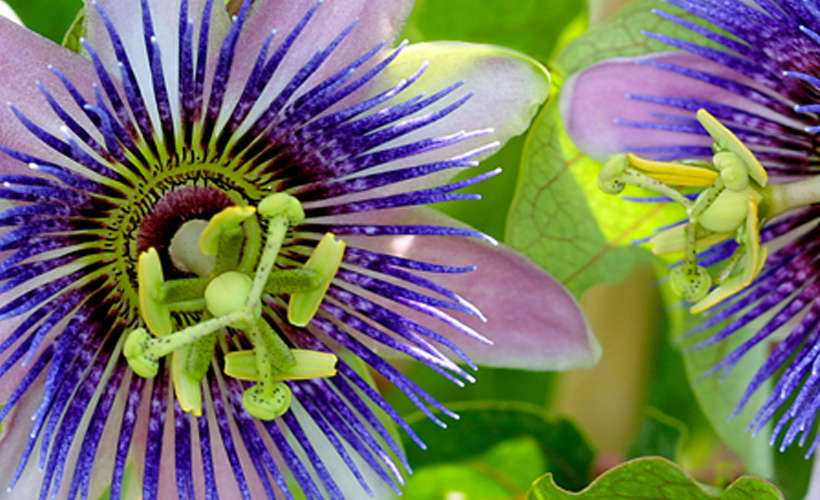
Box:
[768,174,820,217]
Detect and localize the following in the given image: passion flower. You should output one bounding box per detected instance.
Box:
[0,0,596,498]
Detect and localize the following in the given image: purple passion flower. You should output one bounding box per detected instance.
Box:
[0,0,600,499]
[562,0,820,459]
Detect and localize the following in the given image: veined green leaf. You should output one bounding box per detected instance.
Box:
[506,96,675,297]
[528,457,783,499]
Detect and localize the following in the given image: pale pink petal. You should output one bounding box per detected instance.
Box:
[337,206,600,370]
[367,42,549,169]
[85,0,231,131]
[222,0,414,133]
[317,41,550,202]
[238,0,412,83]
[559,51,798,161]
[0,17,98,171]
[0,1,21,25]
[0,369,126,500]
[0,330,28,402]
[0,384,47,499]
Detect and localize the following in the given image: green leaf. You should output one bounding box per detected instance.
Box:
[506,96,676,297]
[61,8,85,53]
[527,457,784,499]
[405,436,547,499]
[628,408,687,461]
[400,0,586,64]
[404,400,595,491]
[6,0,81,43]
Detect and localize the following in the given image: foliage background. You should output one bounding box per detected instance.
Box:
[1,0,807,498]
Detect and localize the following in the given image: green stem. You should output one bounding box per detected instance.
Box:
[144,311,247,360]
[246,216,287,310]
[622,169,692,207]
[768,174,820,216]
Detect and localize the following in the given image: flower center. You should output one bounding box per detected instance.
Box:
[123,192,346,419]
[104,158,273,304]
[138,184,233,259]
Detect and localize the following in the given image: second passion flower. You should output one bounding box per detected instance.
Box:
[561,0,820,462]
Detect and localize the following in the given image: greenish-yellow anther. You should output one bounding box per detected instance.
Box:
[137,248,173,337]
[172,347,204,416]
[288,233,346,327]
[224,349,338,381]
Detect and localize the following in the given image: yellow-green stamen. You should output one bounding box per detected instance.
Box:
[288,233,346,327]
[597,109,773,313]
[123,193,345,418]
